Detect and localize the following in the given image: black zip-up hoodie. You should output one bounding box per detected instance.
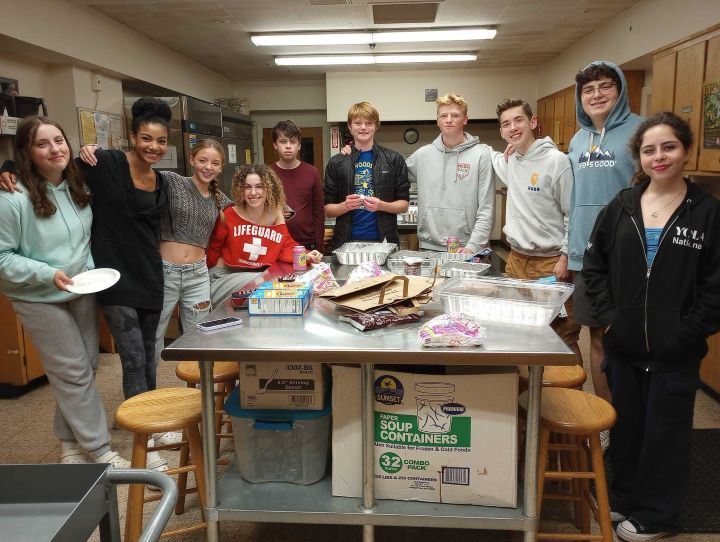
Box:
[583,180,720,370]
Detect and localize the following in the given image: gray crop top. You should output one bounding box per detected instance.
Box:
[159,171,233,248]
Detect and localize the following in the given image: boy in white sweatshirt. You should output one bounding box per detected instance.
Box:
[492,98,582,361]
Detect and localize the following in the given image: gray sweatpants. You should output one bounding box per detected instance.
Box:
[13,295,111,457]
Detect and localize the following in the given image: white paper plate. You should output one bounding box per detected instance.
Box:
[66,268,121,294]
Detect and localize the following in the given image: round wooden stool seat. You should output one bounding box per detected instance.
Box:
[175,361,239,385]
[519,388,616,435]
[115,387,202,434]
[518,364,587,389]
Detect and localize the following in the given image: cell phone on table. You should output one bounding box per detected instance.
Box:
[196,316,243,331]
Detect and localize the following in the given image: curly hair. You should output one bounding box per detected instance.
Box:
[231,164,285,212]
[575,63,621,93]
[130,97,172,134]
[628,112,693,185]
[15,116,91,218]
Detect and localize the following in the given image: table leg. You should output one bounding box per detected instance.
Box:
[361,363,375,542]
[201,361,220,542]
[523,365,544,542]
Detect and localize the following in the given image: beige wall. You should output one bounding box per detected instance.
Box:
[326,67,539,121]
[538,0,720,97]
[235,80,327,112]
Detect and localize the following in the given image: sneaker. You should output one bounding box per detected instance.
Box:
[59,441,90,464]
[94,450,131,469]
[616,519,669,542]
[145,450,168,472]
[600,430,610,453]
[152,431,183,448]
[611,510,628,522]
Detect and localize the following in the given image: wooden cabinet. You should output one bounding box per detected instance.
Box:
[0,293,45,390]
[700,332,720,395]
[651,25,720,174]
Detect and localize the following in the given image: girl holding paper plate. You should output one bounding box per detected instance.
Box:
[0,116,129,468]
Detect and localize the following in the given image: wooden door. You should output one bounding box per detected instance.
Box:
[698,35,720,173]
[552,95,565,149]
[623,70,646,115]
[536,99,547,138]
[674,42,706,170]
[562,88,578,152]
[651,53,677,114]
[700,332,720,394]
[0,294,26,386]
[262,126,325,179]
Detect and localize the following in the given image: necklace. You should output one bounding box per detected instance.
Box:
[649,187,685,218]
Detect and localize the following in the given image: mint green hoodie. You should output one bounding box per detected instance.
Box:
[0,179,94,302]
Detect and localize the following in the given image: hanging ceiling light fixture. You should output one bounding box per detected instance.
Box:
[251,27,496,47]
[274,53,478,66]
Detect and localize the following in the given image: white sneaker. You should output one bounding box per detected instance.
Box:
[145,450,168,472]
[616,519,669,542]
[600,430,610,453]
[152,431,183,448]
[59,441,90,464]
[94,450,131,469]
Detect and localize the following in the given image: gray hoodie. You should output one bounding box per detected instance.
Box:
[407,132,495,253]
[491,137,572,257]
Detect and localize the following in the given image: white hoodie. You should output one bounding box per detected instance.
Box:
[407,132,495,253]
[491,137,572,257]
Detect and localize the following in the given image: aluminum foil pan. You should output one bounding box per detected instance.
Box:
[435,252,473,266]
[333,242,398,265]
[439,261,491,278]
[387,250,437,276]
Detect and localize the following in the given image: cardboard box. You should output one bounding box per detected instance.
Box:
[332,366,518,507]
[0,116,19,135]
[248,286,311,316]
[239,362,325,410]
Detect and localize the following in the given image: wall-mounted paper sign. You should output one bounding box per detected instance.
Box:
[228,144,237,164]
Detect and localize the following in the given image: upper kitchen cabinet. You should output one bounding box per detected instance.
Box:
[651,25,720,174]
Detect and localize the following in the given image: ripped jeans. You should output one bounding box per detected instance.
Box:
[155,258,212,364]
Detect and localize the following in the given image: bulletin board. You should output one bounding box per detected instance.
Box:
[77,108,127,151]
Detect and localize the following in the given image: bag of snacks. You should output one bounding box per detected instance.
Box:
[417,313,487,347]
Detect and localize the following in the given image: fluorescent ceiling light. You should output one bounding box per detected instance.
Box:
[252,28,496,47]
[274,53,477,66]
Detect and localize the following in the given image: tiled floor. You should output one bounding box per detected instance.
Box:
[1,328,718,541]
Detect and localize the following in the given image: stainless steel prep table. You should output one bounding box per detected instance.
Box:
[161,261,575,542]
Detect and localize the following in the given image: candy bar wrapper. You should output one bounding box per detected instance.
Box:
[418,313,487,347]
[346,261,383,284]
[296,262,340,294]
[339,310,422,331]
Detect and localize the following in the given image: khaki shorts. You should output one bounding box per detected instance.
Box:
[504,250,581,347]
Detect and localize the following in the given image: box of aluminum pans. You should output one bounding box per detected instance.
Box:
[439,261,491,279]
[435,276,573,326]
[333,242,397,265]
[386,250,438,277]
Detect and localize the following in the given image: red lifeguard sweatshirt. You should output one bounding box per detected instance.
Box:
[207,207,298,269]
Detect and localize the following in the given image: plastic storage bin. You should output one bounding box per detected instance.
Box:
[224,386,330,484]
[435,276,574,326]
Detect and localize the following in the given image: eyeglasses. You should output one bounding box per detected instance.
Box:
[581,82,617,97]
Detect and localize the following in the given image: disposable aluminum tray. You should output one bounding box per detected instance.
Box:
[435,252,473,266]
[387,250,437,277]
[435,276,574,326]
[439,261,491,278]
[333,242,397,265]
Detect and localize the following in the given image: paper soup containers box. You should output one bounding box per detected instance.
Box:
[331,366,518,507]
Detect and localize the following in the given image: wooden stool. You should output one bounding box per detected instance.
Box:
[518,364,587,389]
[115,387,207,542]
[175,361,238,448]
[519,388,616,542]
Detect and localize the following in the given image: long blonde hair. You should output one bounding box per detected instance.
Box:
[191,139,226,220]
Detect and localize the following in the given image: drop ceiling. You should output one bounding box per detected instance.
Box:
[63,0,643,81]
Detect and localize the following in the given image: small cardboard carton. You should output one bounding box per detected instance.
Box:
[239,362,325,410]
[331,366,518,507]
[248,286,311,316]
